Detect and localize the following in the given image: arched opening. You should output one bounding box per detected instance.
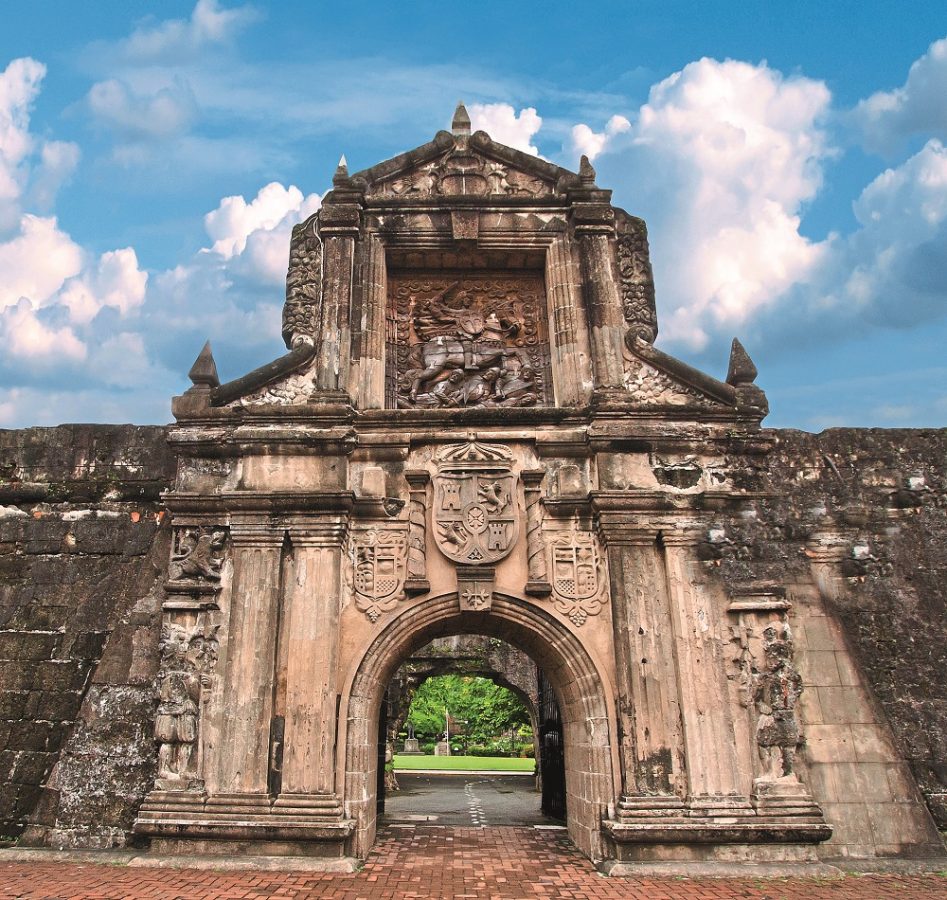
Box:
[380,666,550,828]
[341,593,615,862]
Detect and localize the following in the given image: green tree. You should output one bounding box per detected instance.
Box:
[406,675,529,745]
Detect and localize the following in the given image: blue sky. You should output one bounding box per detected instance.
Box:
[1,0,946,429]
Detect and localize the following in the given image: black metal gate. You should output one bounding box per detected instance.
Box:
[376,691,388,814]
[538,668,566,820]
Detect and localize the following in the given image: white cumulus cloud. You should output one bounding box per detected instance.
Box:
[0,298,86,362]
[853,36,947,155]
[469,103,543,155]
[570,114,631,162]
[597,57,833,350]
[203,181,321,281]
[0,214,84,310]
[58,248,149,323]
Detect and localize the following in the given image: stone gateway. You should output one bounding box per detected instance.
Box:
[2,106,945,871]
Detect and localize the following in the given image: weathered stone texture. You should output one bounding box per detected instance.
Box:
[714,428,947,832]
[0,426,174,844]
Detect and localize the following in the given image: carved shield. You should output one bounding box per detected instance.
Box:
[433,442,519,565]
[353,530,407,602]
[552,536,600,601]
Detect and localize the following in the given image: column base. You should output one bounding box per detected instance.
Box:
[134,790,355,858]
[605,792,831,864]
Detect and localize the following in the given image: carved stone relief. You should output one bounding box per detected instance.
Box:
[432,441,518,566]
[621,352,713,408]
[154,618,220,790]
[349,526,408,622]
[615,215,657,344]
[549,529,606,626]
[168,526,228,585]
[281,221,322,350]
[369,151,552,200]
[387,274,551,409]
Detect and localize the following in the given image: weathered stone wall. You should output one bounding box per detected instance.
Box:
[714,428,947,846]
[0,424,944,853]
[0,426,174,846]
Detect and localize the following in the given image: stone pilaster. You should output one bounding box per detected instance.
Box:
[214,524,284,795]
[314,186,361,398]
[597,515,684,809]
[279,518,348,797]
[661,527,748,810]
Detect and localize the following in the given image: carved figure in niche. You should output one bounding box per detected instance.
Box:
[388,275,549,409]
[169,527,227,582]
[753,623,803,781]
[154,622,219,787]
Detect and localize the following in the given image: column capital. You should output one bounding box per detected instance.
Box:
[404,469,430,489]
[597,521,660,547]
[229,523,284,549]
[521,469,547,488]
[287,519,348,548]
[659,525,706,548]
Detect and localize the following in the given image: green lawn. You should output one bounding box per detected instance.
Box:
[393,755,535,772]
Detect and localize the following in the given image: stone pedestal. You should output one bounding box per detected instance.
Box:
[434,741,451,757]
[402,738,423,755]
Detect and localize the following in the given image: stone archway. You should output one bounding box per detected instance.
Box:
[341,593,616,863]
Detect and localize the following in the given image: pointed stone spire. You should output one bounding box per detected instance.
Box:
[333,154,349,186]
[579,154,596,185]
[452,102,471,136]
[726,338,758,386]
[188,341,220,388]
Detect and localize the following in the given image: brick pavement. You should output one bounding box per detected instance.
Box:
[1,826,945,900]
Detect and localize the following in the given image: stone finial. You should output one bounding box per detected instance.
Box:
[579,155,596,184]
[726,338,758,386]
[188,341,220,388]
[333,155,349,186]
[452,102,471,136]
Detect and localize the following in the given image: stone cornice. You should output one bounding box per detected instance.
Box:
[163,491,356,516]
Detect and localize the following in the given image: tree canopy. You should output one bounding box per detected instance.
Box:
[406,675,530,744]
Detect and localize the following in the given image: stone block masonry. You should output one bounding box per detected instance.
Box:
[0,426,175,846]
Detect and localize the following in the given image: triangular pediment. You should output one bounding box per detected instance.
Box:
[356,130,577,201]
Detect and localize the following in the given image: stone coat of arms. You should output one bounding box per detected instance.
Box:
[550,531,605,626]
[433,441,518,565]
[351,527,408,621]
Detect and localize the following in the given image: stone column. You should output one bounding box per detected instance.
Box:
[597,517,684,807]
[661,527,747,809]
[279,518,348,796]
[404,470,430,595]
[522,470,551,596]
[576,229,625,390]
[214,523,283,795]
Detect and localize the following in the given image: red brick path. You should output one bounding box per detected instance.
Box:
[1,826,945,899]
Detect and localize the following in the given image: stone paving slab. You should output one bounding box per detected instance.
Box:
[1,826,946,899]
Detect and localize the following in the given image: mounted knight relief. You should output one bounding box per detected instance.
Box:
[432,441,518,565]
[386,274,552,409]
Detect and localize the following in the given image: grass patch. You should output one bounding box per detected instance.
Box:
[393,755,535,772]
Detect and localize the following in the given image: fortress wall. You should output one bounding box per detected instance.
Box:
[0,424,943,853]
[0,426,174,846]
